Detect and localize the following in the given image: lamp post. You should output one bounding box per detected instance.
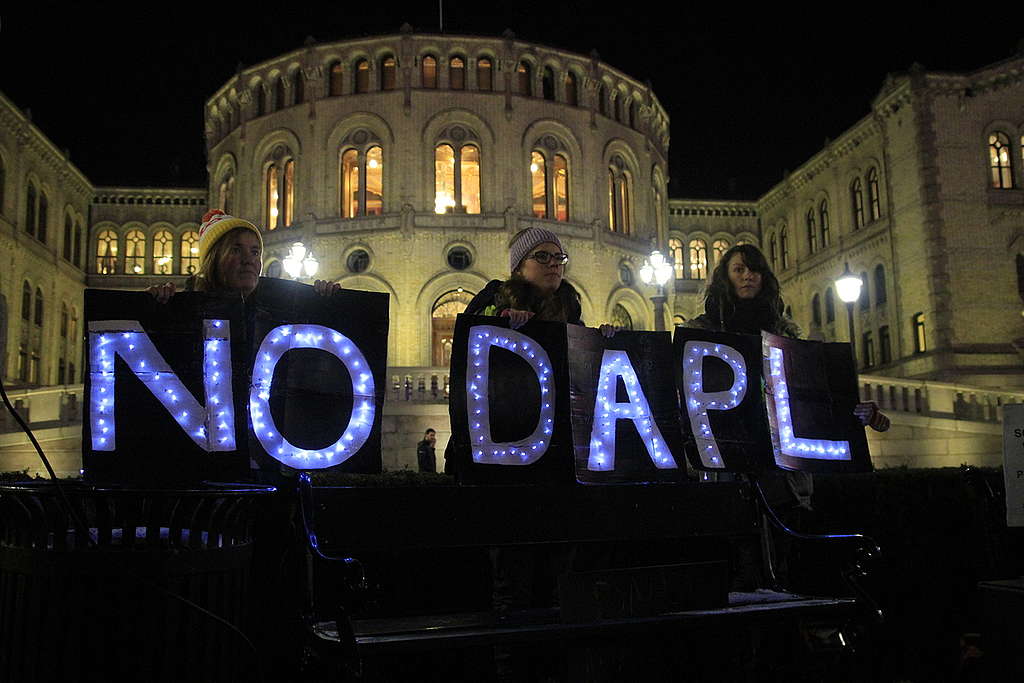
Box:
[282,242,319,281]
[835,262,863,362]
[639,249,674,331]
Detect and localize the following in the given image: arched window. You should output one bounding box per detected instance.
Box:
[73,223,82,268]
[912,312,926,353]
[422,55,437,88]
[541,67,555,100]
[434,134,481,215]
[607,155,632,234]
[61,303,68,338]
[598,83,607,116]
[432,290,474,366]
[851,177,864,229]
[779,227,789,269]
[629,100,638,129]
[377,55,394,91]
[768,234,777,270]
[879,326,892,364]
[611,304,633,331]
[283,160,295,226]
[293,70,305,105]
[96,229,118,274]
[274,77,285,110]
[819,200,830,247]
[63,215,73,260]
[180,231,199,275]
[25,182,36,237]
[255,84,266,116]
[328,62,343,96]
[689,239,708,280]
[874,264,887,305]
[34,287,43,327]
[124,229,146,274]
[153,229,173,275]
[867,167,881,221]
[862,332,875,368]
[21,281,31,321]
[825,288,835,324]
[712,239,730,266]
[354,59,369,93]
[531,141,570,221]
[989,132,1014,188]
[613,93,623,122]
[265,163,279,229]
[806,208,817,253]
[565,72,578,106]
[669,238,684,279]
[859,271,869,311]
[811,293,822,327]
[516,61,532,96]
[218,175,235,214]
[264,154,296,229]
[477,57,493,91]
[449,56,464,90]
[340,141,384,217]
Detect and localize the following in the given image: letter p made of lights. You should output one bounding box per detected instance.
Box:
[83,282,388,485]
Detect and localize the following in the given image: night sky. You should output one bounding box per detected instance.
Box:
[2,6,1008,199]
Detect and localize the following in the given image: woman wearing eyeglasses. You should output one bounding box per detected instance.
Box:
[464,227,582,328]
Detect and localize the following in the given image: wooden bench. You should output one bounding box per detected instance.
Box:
[297,474,880,682]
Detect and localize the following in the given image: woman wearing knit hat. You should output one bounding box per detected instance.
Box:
[149,209,264,302]
[463,226,585,328]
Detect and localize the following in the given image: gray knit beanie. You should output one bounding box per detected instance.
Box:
[509,227,564,273]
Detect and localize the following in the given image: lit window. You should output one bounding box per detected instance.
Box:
[689,239,708,280]
[354,59,369,93]
[867,167,881,221]
[806,209,817,253]
[180,230,199,275]
[912,312,926,353]
[96,229,118,275]
[477,57,492,91]
[989,132,1014,189]
[565,72,578,106]
[820,200,830,247]
[607,156,632,234]
[283,160,295,227]
[851,177,864,229]
[422,55,437,88]
[450,56,465,90]
[554,154,568,222]
[265,164,279,229]
[517,61,532,96]
[125,229,146,274]
[531,151,546,218]
[542,67,555,100]
[669,238,684,279]
[341,143,384,217]
[712,239,730,266]
[381,56,396,90]
[435,138,480,214]
[329,62,343,96]
[153,230,173,275]
[432,290,474,366]
[530,147,570,222]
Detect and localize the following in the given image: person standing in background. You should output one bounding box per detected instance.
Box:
[417,428,437,473]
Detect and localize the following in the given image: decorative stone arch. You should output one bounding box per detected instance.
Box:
[472,50,499,91]
[604,286,650,331]
[521,119,584,221]
[415,270,492,366]
[861,157,885,219]
[252,128,303,171]
[735,231,758,247]
[347,51,375,92]
[513,53,539,95]
[327,112,395,216]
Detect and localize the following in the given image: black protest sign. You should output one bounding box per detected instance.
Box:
[762,332,872,474]
[568,326,686,484]
[447,314,574,485]
[247,278,388,475]
[672,328,773,473]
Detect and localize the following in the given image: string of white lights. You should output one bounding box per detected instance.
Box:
[682,341,747,469]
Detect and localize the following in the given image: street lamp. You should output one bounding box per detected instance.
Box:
[282,242,319,280]
[640,249,674,331]
[835,262,863,362]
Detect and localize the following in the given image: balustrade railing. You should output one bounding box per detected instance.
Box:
[388,367,451,404]
[858,374,1024,424]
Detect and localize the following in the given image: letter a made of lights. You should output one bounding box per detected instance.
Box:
[250,324,375,469]
[587,350,676,471]
[466,325,555,465]
[764,345,851,461]
[89,319,236,451]
[681,341,747,469]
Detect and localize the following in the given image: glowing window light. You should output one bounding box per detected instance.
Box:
[764,345,851,462]
[587,350,677,472]
[88,319,235,451]
[249,324,375,469]
[465,325,555,466]
[681,341,747,469]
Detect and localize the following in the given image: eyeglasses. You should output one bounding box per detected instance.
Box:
[527,251,569,265]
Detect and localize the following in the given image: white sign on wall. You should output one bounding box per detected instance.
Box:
[1002,403,1024,527]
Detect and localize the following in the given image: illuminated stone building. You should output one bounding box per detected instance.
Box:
[1,35,1023,474]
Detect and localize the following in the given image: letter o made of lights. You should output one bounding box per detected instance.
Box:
[250,324,375,469]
